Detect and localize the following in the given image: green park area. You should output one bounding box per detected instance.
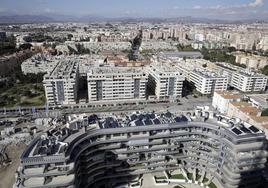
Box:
[169,173,185,179]
[0,83,45,108]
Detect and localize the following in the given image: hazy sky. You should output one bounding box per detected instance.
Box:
[0,0,268,19]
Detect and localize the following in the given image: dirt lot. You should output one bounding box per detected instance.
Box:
[0,143,27,188]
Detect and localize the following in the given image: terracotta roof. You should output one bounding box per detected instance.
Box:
[230,102,251,107]
[250,116,268,123]
[215,91,241,99]
[230,102,261,116]
[239,106,261,116]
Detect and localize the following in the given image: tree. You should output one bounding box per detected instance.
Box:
[67,34,73,40]
[227,47,236,52]
[262,65,268,76]
[261,109,268,116]
[23,36,32,43]
[19,43,32,50]
[252,42,256,51]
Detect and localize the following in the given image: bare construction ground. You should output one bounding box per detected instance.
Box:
[0,143,27,188]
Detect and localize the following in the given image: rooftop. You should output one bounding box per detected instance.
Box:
[149,63,183,76]
[45,60,78,79]
[160,51,203,58]
[230,102,261,116]
[215,91,241,100]
[247,94,268,109]
[192,68,224,78]
[89,67,146,75]
[21,110,264,159]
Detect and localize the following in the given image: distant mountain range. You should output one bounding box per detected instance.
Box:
[0,14,267,24]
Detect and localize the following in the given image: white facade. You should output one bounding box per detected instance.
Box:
[230,71,267,92]
[43,61,79,106]
[235,53,268,70]
[189,69,228,95]
[87,67,147,101]
[212,91,241,114]
[147,63,185,100]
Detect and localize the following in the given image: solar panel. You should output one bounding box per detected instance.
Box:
[138,114,145,120]
[153,119,161,124]
[38,146,48,155]
[240,126,251,133]
[165,112,172,118]
[232,128,242,135]
[88,114,98,124]
[249,126,259,133]
[135,120,144,126]
[174,117,181,122]
[149,113,155,119]
[131,114,138,121]
[51,143,60,155]
[144,119,153,125]
[41,139,49,146]
[180,116,188,122]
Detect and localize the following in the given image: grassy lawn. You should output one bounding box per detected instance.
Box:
[208,182,217,188]
[0,83,45,107]
[187,173,193,180]
[203,177,209,183]
[169,174,185,179]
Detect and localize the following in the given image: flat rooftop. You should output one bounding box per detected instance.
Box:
[149,63,182,75]
[45,60,78,79]
[160,51,203,58]
[21,111,264,160]
[247,94,268,108]
[193,68,224,78]
[236,70,266,78]
[215,91,241,100]
[230,102,261,116]
[90,67,145,75]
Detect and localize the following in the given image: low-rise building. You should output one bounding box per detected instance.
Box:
[212,91,241,114]
[246,94,268,110]
[249,116,268,139]
[235,53,268,70]
[227,102,262,122]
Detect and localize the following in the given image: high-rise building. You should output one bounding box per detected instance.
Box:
[87,67,147,101]
[14,110,268,188]
[43,61,79,106]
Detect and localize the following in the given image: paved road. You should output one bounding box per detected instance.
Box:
[0,96,212,118]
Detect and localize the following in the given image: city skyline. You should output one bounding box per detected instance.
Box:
[0,0,268,20]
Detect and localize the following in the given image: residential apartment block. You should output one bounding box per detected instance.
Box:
[43,61,79,106]
[230,71,267,92]
[216,63,268,92]
[87,67,147,101]
[147,63,185,100]
[189,69,228,95]
[15,110,268,188]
